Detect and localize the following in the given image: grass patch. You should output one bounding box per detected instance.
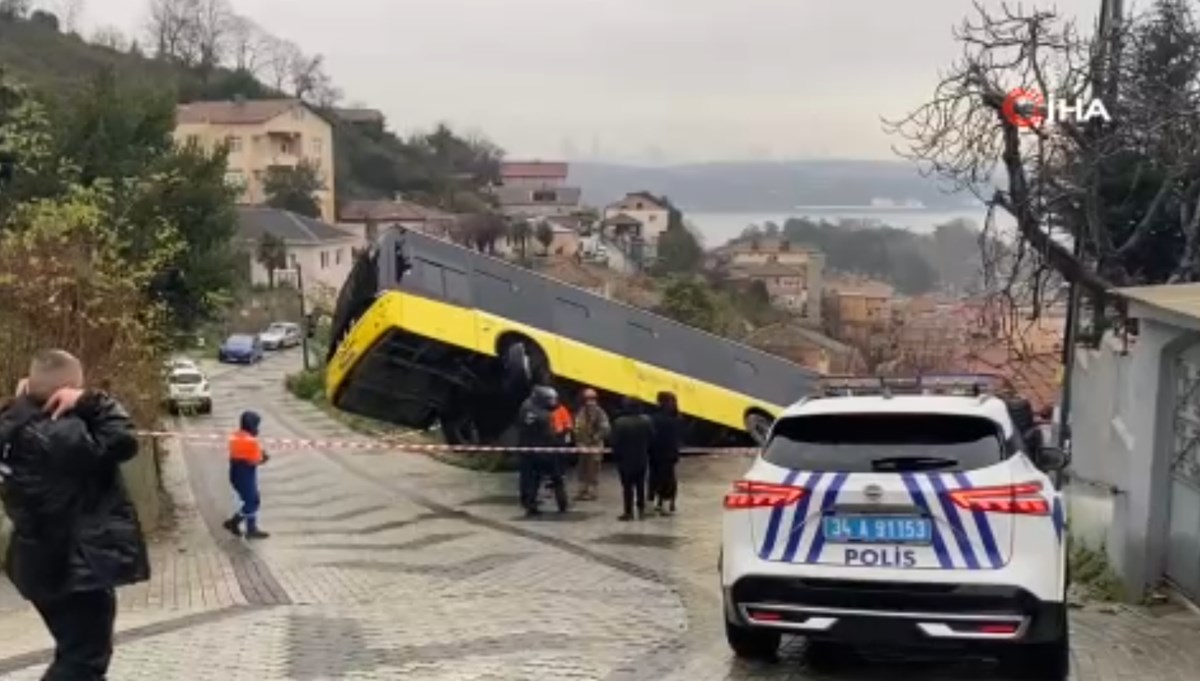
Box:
[284,367,439,452]
[1068,536,1124,602]
[284,368,325,401]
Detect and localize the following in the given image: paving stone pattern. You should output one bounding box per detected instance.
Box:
[3,350,1200,680]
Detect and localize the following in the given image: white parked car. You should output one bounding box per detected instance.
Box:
[165,357,199,373]
[166,367,212,414]
[259,322,302,350]
[720,375,1070,680]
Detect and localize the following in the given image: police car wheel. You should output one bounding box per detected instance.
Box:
[724,618,780,660]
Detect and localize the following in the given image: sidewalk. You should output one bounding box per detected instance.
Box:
[0,438,246,665]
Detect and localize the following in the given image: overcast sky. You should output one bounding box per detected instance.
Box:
[69,0,1110,164]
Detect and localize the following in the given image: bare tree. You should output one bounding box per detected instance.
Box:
[91,25,129,51]
[888,1,1200,335]
[226,14,270,75]
[147,0,195,64]
[189,0,233,72]
[0,0,30,19]
[288,51,341,105]
[261,36,300,92]
[48,0,82,32]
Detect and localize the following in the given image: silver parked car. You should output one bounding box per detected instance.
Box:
[259,322,302,350]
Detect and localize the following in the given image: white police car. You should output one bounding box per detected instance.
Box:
[720,375,1070,680]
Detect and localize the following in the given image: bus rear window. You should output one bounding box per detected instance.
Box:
[763,413,1004,473]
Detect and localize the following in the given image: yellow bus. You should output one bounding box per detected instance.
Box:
[325,227,819,447]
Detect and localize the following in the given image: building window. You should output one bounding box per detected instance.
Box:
[635,202,644,209]
[532,190,557,203]
[185,134,200,147]
[226,135,242,152]
[648,214,657,222]
[320,251,330,269]
[312,137,323,157]
[335,248,343,265]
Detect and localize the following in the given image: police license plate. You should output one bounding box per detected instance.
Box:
[823,515,932,545]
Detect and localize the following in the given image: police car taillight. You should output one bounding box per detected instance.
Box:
[723,480,806,509]
[948,481,1049,515]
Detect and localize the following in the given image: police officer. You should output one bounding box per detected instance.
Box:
[223,411,270,539]
[517,385,567,516]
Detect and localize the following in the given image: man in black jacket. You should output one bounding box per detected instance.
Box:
[516,384,567,515]
[610,397,655,521]
[0,350,150,681]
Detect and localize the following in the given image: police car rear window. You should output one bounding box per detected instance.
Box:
[763,413,1004,473]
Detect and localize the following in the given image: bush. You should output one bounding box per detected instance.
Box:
[285,369,325,401]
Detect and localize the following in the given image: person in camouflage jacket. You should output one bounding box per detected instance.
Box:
[572,388,611,501]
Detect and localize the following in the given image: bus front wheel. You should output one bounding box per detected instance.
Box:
[500,338,549,393]
[745,411,773,446]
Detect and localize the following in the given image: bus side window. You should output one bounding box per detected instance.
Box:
[554,298,589,333]
[628,321,656,346]
[476,271,516,315]
[443,267,471,305]
[735,358,758,387]
[412,258,446,298]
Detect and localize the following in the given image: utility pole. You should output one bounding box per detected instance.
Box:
[1059,0,1122,449]
[295,260,311,371]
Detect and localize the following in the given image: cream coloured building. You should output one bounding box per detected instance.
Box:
[175,98,336,222]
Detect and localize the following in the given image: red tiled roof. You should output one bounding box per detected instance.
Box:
[953,344,1062,413]
[501,161,569,179]
[177,99,304,125]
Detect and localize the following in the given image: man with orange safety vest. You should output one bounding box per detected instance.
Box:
[222,411,271,539]
[517,385,569,515]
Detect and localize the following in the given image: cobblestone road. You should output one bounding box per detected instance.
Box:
[3,350,1200,680]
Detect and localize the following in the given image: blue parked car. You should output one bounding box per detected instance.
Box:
[218,334,264,364]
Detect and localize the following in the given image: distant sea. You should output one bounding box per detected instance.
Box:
[687,207,1012,247]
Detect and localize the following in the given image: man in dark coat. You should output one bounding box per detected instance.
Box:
[516,384,567,515]
[648,391,683,515]
[0,349,150,681]
[610,396,655,521]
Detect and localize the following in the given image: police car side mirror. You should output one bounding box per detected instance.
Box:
[1036,445,1071,472]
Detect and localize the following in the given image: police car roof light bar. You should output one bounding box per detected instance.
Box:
[818,374,1010,398]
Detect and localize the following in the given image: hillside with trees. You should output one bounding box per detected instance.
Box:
[731,217,984,295]
[891,0,1200,340]
[0,0,503,217]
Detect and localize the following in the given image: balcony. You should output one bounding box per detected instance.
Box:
[260,131,303,166]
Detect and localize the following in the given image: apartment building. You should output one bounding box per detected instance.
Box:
[494,161,583,218]
[714,238,825,322]
[175,98,336,222]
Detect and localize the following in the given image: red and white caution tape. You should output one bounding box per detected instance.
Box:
[134,430,758,456]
